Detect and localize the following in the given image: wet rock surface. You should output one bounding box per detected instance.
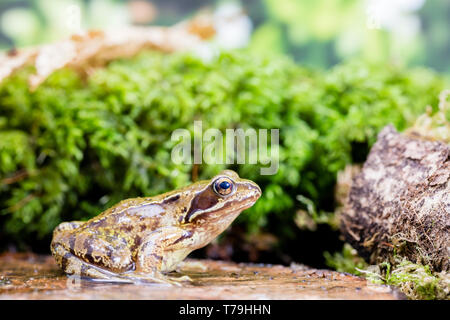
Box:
[0,252,404,299]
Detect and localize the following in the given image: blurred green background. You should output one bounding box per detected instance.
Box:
[0,0,449,74]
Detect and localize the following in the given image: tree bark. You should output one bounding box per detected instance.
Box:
[340,125,449,272]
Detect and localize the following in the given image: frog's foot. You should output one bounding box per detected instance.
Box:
[176,260,208,272]
[118,271,192,286]
[168,274,193,284]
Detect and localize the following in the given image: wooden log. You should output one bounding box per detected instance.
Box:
[340,125,449,272]
[0,252,404,300]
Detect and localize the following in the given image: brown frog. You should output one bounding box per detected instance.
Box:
[51,170,261,284]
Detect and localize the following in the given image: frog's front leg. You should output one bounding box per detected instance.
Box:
[136,226,194,272]
[124,226,194,284]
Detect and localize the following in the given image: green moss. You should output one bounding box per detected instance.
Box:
[0,50,447,250]
[326,245,449,300]
[324,243,369,276]
[408,89,450,143]
[358,259,449,300]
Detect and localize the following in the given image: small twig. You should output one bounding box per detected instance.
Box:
[192,164,199,182]
[1,169,29,186]
[380,242,394,248]
[7,193,36,213]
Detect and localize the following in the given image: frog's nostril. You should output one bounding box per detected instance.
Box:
[253,184,262,198]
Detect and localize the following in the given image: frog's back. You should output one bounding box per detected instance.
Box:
[81,196,175,235]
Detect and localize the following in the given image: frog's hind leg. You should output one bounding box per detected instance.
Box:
[51,229,136,277]
[52,221,85,239]
[50,221,85,272]
[51,242,136,282]
[52,242,189,285]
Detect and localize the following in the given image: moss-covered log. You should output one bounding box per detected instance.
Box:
[340,125,449,272]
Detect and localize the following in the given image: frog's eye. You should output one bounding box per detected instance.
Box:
[213,177,235,197]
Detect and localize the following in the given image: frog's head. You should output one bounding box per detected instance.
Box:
[180,170,261,239]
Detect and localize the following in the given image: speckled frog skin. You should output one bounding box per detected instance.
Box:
[51,170,261,284]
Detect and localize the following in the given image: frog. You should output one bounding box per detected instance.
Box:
[50,170,261,285]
